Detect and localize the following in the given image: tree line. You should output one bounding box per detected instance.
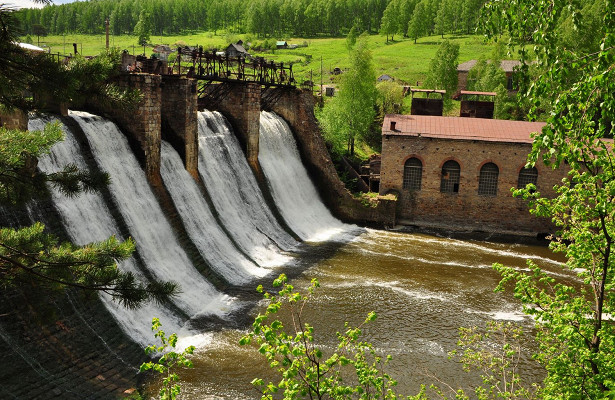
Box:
[17,0,601,45]
[17,0,483,40]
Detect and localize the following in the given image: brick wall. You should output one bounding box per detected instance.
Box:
[380,135,566,233]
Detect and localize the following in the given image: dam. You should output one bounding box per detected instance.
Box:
[0,78,566,398]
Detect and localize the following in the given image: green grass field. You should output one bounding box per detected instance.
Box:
[30,32,495,86]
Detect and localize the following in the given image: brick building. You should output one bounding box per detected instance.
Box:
[379,114,567,235]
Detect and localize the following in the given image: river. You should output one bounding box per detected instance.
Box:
[148,229,567,399]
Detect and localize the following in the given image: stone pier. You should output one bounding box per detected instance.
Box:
[88,73,163,185]
[0,109,28,130]
[161,75,199,179]
[201,82,262,174]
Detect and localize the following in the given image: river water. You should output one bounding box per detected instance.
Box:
[150,229,567,399]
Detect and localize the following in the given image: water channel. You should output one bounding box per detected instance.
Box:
[151,229,567,399]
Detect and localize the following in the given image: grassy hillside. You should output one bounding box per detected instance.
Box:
[28,32,495,86]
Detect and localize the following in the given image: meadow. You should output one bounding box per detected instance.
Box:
[30,32,496,86]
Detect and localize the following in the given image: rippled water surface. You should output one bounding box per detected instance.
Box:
[148,229,568,399]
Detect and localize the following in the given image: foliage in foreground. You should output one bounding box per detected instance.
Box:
[424,40,459,111]
[0,122,177,308]
[141,318,195,400]
[0,2,173,308]
[446,322,540,400]
[240,274,405,400]
[481,0,615,397]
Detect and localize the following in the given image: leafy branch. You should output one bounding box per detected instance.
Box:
[240,274,405,400]
[140,318,195,400]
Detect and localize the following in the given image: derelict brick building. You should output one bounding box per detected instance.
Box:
[379,114,568,235]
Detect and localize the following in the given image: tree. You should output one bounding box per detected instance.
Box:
[240,274,405,400]
[434,0,455,38]
[407,0,431,43]
[134,10,152,48]
[346,25,358,50]
[140,318,195,400]
[31,23,47,46]
[424,40,459,111]
[481,0,615,396]
[376,80,405,117]
[0,1,177,308]
[318,37,378,156]
[380,0,400,42]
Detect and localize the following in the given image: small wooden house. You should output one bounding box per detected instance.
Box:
[225,43,249,58]
[377,74,394,82]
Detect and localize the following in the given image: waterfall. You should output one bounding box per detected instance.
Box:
[69,111,234,321]
[197,111,298,268]
[160,141,268,283]
[259,111,354,242]
[32,117,193,347]
[26,108,355,347]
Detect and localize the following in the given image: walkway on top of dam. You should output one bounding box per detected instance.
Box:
[124,48,300,89]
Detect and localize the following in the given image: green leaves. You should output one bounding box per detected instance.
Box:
[318,37,378,156]
[240,274,400,399]
[424,40,460,111]
[140,318,195,400]
[480,0,615,396]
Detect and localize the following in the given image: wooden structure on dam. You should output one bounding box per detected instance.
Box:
[175,48,296,88]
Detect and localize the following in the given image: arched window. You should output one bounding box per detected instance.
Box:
[478,162,499,196]
[518,166,538,189]
[440,160,460,193]
[403,158,422,191]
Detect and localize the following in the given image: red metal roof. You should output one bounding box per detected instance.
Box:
[382,114,546,144]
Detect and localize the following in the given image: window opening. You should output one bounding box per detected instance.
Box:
[440,160,460,193]
[518,166,538,189]
[403,158,423,191]
[478,162,499,196]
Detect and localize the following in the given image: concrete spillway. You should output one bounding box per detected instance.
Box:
[160,140,268,284]
[33,116,189,347]
[197,111,298,268]
[259,111,354,242]
[30,109,355,349]
[69,111,234,321]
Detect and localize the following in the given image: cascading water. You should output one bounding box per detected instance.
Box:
[69,111,234,321]
[259,111,354,242]
[160,141,268,283]
[31,116,188,346]
[197,111,298,267]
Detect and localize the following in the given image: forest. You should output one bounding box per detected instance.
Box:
[17,0,604,52]
[17,0,490,40]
